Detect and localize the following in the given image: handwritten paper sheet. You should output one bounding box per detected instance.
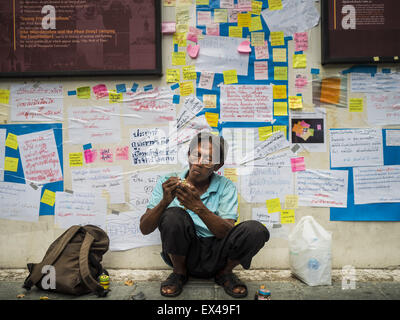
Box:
[0,182,42,222]
[350,72,400,93]
[353,165,400,205]
[129,171,169,214]
[247,149,293,167]
[252,207,280,225]
[123,87,176,125]
[366,93,400,125]
[177,96,205,130]
[330,128,383,168]
[177,115,212,145]
[68,105,121,144]
[71,166,125,204]
[106,211,161,251]
[196,35,250,76]
[130,127,177,165]
[55,192,107,230]
[0,129,6,181]
[296,169,348,208]
[261,0,320,37]
[10,83,63,122]
[17,129,63,184]
[220,85,273,122]
[240,167,293,203]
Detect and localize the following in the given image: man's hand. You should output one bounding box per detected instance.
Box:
[161,177,180,205]
[176,183,204,212]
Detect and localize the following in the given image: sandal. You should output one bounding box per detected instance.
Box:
[215,273,248,298]
[160,272,188,297]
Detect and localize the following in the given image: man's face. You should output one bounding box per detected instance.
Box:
[187,142,221,183]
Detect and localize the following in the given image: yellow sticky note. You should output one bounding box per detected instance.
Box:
[285,195,298,209]
[258,126,273,141]
[205,112,219,127]
[176,24,189,34]
[270,31,284,46]
[172,52,186,66]
[197,0,209,4]
[274,66,287,81]
[109,90,123,103]
[251,32,265,46]
[224,168,238,182]
[289,96,303,109]
[173,32,187,47]
[238,13,251,28]
[5,133,18,150]
[268,0,283,11]
[0,89,10,104]
[273,85,287,99]
[41,189,56,207]
[166,68,181,83]
[252,1,263,15]
[223,70,238,84]
[69,152,83,167]
[214,9,228,23]
[293,54,307,68]
[281,209,295,224]
[272,48,287,62]
[274,102,288,116]
[4,157,19,172]
[249,16,263,32]
[77,86,91,99]
[182,65,197,80]
[373,56,380,62]
[203,94,217,108]
[179,81,194,96]
[266,198,282,213]
[273,125,287,137]
[229,26,243,38]
[349,98,363,112]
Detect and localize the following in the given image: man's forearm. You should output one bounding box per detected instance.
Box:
[139,199,169,235]
[194,204,234,239]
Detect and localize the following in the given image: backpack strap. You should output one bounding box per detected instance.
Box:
[79,231,108,297]
[23,225,82,290]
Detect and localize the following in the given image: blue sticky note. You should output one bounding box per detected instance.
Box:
[170,83,180,90]
[83,143,92,151]
[296,93,302,97]
[144,84,153,91]
[382,68,391,73]
[294,51,303,55]
[116,84,126,93]
[173,95,180,104]
[68,90,77,96]
[131,83,139,92]
[311,68,320,74]
[174,44,178,52]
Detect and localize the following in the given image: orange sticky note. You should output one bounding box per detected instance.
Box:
[205,112,219,127]
[320,77,341,104]
[41,189,56,207]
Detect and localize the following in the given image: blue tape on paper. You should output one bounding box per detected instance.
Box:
[144,84,153,91]
[131,83,139,92]
[116,84,126,93]
[174,44,178,52]
[83,143,92,150]
[310,68,320,74]
[173,95,180,104]
[68,90,77,96]
[382,68,391,73]
[294,51,303,55]
[342,65,377,75]
[171,83,180,90]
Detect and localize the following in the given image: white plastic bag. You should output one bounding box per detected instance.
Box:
[288,216,332,286]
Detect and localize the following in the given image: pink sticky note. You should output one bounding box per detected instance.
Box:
[189,26,203,36]
[238,40,251,53]
[295,75,308,92]
[206,24,220,36]
[92,84,108,99]
[100,148,113,162]
[300,120,311,128]
[84,149,97,164]
[187,44,200,59]
[115,146,129,161]
[291,157,306,172]
[187,33,198,43]
[162,22,176,34]
[317,124,322,130]
[294,32,308,52]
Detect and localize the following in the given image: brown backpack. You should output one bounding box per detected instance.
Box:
[23,225,110,297]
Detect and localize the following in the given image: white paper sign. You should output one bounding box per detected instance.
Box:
[330,128,383,168]
[17,129,63,184]
[177,96,204,130]
[68,105,121,144]
[247,149,293,167]
[366,93,400,125]
[240,167,293,203]
[220,85,273,122]
[130,127,177,165]
[10,83,63,122]
[252,207,280,225]
[55,191,107,230]
[106,211,161,251]
[0,129,6,181]
[386,130,400,146]
[296,169,348,208]
[196,35,250,76]
[353,165,400,205]
[129,171,169,214]
[71,166,125,204]
[0,182,42,222]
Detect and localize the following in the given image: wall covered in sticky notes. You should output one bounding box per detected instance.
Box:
[0,1,399,270]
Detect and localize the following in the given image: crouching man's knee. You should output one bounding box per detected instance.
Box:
[236,220,270,246]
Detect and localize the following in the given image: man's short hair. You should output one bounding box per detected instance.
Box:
[188,132,228,166]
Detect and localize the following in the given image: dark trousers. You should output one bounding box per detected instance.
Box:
[158,207,270,278]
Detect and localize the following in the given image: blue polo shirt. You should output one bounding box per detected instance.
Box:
[147,169,238,238]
